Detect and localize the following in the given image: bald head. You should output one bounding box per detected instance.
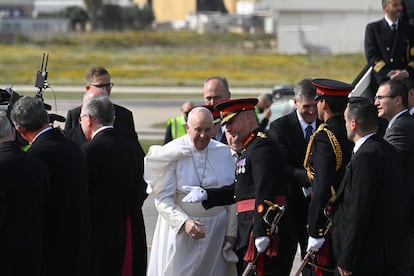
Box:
[203,76,231,106]
[83,89,109,104]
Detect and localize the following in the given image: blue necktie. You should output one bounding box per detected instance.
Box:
[305,125,313,143]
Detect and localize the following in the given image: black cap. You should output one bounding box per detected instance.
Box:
[214,98,258,125]
[312,78,354,101]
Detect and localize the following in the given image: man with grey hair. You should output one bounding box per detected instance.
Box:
[0,111,49,276]
[268,78,321,275]
[80,96,148,276]
[10,96,89,276]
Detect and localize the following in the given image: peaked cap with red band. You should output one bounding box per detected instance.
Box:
[214,98,258,126]
[312,78,354,100]
[200,105,221,124]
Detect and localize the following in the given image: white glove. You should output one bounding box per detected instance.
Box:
[307,237,325,252]
[181,186,207,203]
[255,236,270,253]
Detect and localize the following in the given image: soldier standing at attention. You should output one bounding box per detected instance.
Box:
[303,79,353,276]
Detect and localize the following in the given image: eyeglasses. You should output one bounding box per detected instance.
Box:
[374,95,396,101]
[89,83,113,90]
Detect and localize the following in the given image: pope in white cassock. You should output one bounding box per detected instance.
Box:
[144,107,238,276]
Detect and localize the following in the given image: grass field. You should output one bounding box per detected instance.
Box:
[0,31,366,89]
[2,31,367,152]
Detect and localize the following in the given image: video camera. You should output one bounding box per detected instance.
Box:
[1,53,66,147]
[0,53,65,124]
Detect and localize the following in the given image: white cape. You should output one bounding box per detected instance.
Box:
[145,135,237,276]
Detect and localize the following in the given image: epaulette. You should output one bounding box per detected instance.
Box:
[373,60,386,73]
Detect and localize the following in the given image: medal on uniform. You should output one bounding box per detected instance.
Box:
[236,158,246,175]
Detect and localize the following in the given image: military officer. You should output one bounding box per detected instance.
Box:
[364,0,414,94]
[303,79,354,276]
[183,98,290,275]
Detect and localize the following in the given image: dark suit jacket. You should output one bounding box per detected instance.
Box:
[332,134,406,272]
[384,111,414,235]
[81,128,148,276]
[0,141,48,276]
[27,128,90,276]
[365,18,414,86]
[64,103,137,145]
[268,111,321,246]
[384,111,414,192]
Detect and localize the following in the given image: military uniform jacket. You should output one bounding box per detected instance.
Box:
[203,129,287,250]
[365,18,414,84]
[307,115,353,238]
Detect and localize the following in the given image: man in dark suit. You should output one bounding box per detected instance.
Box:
[304,79,354,275]
[268,78,321,275]
[0,111,48,276]
[10,96,90,276]
[332,97,407,276]
[374,79,414,274]
[80,96,148,276]
[64,66,137,145]
[203,76,231,143]
[364,0,414,94]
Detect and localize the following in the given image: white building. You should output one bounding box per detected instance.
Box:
[34,0,84,13]
[256,0,383,54]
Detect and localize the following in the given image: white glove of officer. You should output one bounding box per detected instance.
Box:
[255,236,270,253]
[307,237,325,252]
[181,186,207,203]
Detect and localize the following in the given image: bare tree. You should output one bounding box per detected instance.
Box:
[83,0,103,31]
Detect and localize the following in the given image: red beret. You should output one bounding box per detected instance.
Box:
[214,98,258,125]
[312,78,354,100]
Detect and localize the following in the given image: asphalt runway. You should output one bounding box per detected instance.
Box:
[48,98,203,140]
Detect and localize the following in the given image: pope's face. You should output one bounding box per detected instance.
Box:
[186,110,212,150]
